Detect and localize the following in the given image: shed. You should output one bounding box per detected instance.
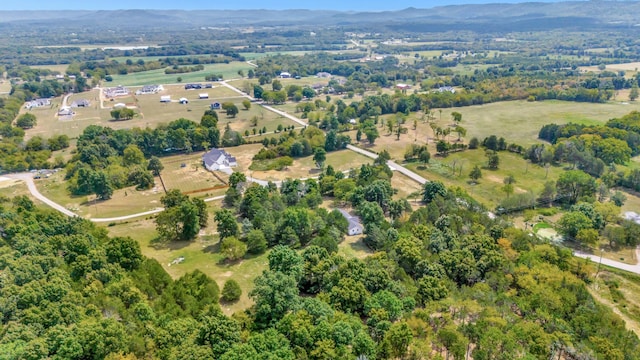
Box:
[160,95,171,103]
[199,93,209,99]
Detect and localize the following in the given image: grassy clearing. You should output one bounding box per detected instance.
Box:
[105,217,268,315]
[405,149,563,208]
[337,235,372,259]
[589,268,640,335]
[391,173,424,200]
[159,152,228,195]
[248,149,372,182]
[109,62,253,86]
[0,80,10,93]
[34,163,227,219]
[36,171,166,218]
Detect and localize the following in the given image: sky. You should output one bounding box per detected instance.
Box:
[0,0,564,11]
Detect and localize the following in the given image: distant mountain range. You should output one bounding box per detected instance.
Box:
[1,1,640,32]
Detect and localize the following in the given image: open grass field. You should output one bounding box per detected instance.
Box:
[249,149,372,182]
[108,62,253,86]
[291,99,640,166]
[405,149,564,208]
[436,100,640,146]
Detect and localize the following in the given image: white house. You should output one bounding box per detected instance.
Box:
[337,209,363,236]
[136,84,164,95]
[202,148,238,171]
[58,107,74,116]
[25,98,51,109]
[279,71,292,79]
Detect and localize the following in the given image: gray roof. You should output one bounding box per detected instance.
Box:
[203,148,235,168]
[337,209,363,231]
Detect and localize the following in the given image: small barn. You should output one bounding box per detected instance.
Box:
[160,95,171,103]
[199,93,209,99]
[210,102,221,110]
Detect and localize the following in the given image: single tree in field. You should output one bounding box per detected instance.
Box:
[469,165,482,183]
[451,111,462,125]
[313,148,327,169]
[242,99,251,110]
[630,85,639,101]
[222,102,239,118]
[502,175,516,198]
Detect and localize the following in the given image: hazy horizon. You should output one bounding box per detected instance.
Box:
[0,0,569,11]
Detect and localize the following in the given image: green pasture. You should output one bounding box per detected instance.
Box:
[108,62,253,86]
[405,149,564,208]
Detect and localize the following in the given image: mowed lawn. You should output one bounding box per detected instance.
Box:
[108,62,253,86]
[405,149,564,208]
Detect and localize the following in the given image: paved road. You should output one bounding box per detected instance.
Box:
[574,248,640,275]
[346,145,429,184]
[6,173,78,217]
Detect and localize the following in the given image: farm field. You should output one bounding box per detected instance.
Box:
[108,62,253,86]
[405,149,564,208]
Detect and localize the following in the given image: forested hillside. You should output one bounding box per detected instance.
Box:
[0,181,637,359]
